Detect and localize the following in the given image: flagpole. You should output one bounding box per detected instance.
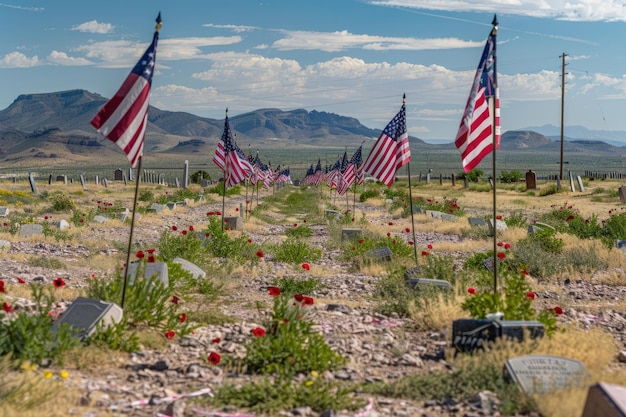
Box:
[121,156,143,308]
[491,15,499,294]
[406,162,418,265]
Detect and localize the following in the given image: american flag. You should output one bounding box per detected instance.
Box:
[91,15,162,168]
[362,98,410,187]
[337,145,363,195]
[455,20,499,173]
[312,159,323,186]
[324,158,341,187]
[214,112,252,188]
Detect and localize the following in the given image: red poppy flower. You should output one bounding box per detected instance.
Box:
[293,223,298,227]
[44,216,49,220]
[427,244,433,250]
[79,219,84,223]
[268,286,281,297]
[467,287,476,295]
[496,215,502,220]
[497,241,504,247]
[207,211,215,216]
[358,239,364,244]
[283,318,289,324]
[303,219,307,223]
[301,263,310,271]
[235,208,239,212]
[526,292,536,300]
[405,227,410,233]
[497,252,506,260]
[53,277,66,288]
[408,241,414,245]
[386,232,391,237]
[171,295,180,304]
[189,225,194,231]
[216,211,222,216]
[17,277,25,284]
[554,306,564,316]
[504,243,511,250]
[294,294,304,302]
[208,352,221,365]
[171,225,178,231]
[421,251,429,256]
[302,296,314,306]
[136,250,145,259]
[3,302,11,313]
[352,247,356,251]
[388,221,394,226]
[247,238,252,243]
[147,248,155,254]
[165,331,175,339]
[179,313,187,323]
[251,327,266,337]
[182,230,187,235]
[256,250,264,258]
[521,269,529,276]
[211,337,221,344]
[90,274,95,279]
[147,255,156,263]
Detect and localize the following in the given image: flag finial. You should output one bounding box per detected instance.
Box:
[403,93,406,104]
[225,108,229,117]
[492,15,498,35]
[155,12,162,32]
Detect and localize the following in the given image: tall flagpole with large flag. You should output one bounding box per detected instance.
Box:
[91,13,162,308]
[454,16,499,292]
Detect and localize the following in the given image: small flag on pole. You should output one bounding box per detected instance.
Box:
[91,13,162,168]
[362,95,410,187]
[455,18,499,173]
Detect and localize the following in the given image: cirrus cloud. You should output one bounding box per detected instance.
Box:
[71,20,114,34]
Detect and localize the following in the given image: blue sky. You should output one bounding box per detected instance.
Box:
[2,0,626,143]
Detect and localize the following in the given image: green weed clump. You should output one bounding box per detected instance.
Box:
[269,276,323,297]
[285,224,313,238]
[271,238,322,264]
[242,292,344,377]
[49,192,75,211]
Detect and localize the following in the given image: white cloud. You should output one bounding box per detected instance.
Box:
[272,29,484,52]
[203,23,258,33]
[71,20,114,34]
[0,51,40,68]
[0,3,43,12]
[47,51,92,66]
[369,0,626,22]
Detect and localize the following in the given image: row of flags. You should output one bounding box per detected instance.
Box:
[90,13,500,186]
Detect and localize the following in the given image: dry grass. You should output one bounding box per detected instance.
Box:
[407,290,466,331]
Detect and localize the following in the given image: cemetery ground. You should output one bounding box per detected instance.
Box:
[3,177,626,417]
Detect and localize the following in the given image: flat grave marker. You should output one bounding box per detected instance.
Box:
[504,354,587,394]
[223,216,243,231]
[341,228,362,242]
[581,382,626,417]
[173,257,206,279]
[19,223,43,237]
[0,207,9,217]
[125,262,169,287]
[468,217,486,227]
[365,246,392,262]
[52,297,122,340]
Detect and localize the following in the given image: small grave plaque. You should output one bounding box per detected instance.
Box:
[405,278,453,291]
[341,228,362,242]
[52,297,122,340]
[324,209,340,219]
[149,203,168,213]
[172,257,206,279]
[581,382,626,417]
[54,219,70,230]
[483,256,495,273]
[125,262,169,287]
[223,216,243,231]
[412,206,422,214]
[365,246,392,262]
[528,225,543,235]
[441,213,458,222]
[468,217,486,227]
[19,223,43,237]
[0,207,9,217]
[426,210,443,219]
[0,240,10,249]
[488,219,508,231]
[166,202,177,210]
[404,266,421,280]
[504,354,586,394]
[93,215,108,224]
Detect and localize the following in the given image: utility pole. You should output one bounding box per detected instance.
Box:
[559,53,568,183]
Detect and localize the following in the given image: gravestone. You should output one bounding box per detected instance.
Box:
[426,210,443,219]
[426,173,431,184]
[19,223,43,237]
[439,173,443,185]
[183,160,189,188]
[341,228,362,242]
[412,205,422,213]
[569,172,576,192]
[619,186,626,205]
[52,297,122,341]
[80,175,86,190]
[129,168,134,182]
[175,178,180,188]
[172,257,206,279]
[48,174,52,185]
[441,213,458,222]
[528,225,543,235]
[504,354,586,394]
[525,170,537,190]
[581,382,626,417]
[201,179,210,187]
[93,215,108,224]
[28,173,37,195]
[405,278,453,291]
[149,203,168,213]
[404,266,421,280]
[122,173,127,186]
[223,216,243,231]
[114,168,124,181]
[125,262,169,287]
[102,178,108,188]
[95,175,99,185]
[166,202,177,211]
[577,175,585,192]
[324,209,341,220]
[488,219,508,231]
[556,176,562,190]
[56,175,65,183]
[0,240,10,249]
[365,246,392,262]
[468,217,486,227]
[54,219,70,230]
[451,173,456,187]
[464,177,469,189]
[489,178,494,189]
[483,256,495,273]
[0,207,9,217]
[453,319,544,353]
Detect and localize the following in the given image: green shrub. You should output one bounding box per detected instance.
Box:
[242,293,345,377]
[190,170,211,183]
[285,224,313,238]
[499,170,522,183]
[422,253,456,284]
[49,192,75,211]
[458,169,483,182]
[138,190,154,202]
[359,188,381,202]
[269,276,323,297]
[272,238,322,264]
